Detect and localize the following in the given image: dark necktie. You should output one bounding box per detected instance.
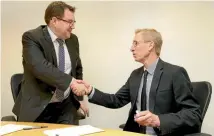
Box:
[56,38,65,101]
[140,70,149,133]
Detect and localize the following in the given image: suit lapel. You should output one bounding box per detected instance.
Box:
[149,59,164,112]
[42,26,57,67]
[123,67,144,133]
[65,39,76,75]
[125,67,144,132]
[133,67,144,105]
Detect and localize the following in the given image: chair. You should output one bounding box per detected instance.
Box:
[185,81,212,136]
[1,73,85,124]
[119,81,212,136]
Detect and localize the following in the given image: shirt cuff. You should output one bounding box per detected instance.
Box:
[88,87,95,99]
[66,77,75,92]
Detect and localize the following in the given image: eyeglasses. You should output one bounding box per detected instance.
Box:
[56,17,76,26]
[132,40,151,48]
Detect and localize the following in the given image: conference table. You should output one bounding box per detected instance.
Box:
[1,121,147,136]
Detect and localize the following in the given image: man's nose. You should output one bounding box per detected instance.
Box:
[130,45,134,52]
[71,23,75,29]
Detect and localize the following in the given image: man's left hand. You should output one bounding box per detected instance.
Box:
[79,101,89,117]
[134,110,160,127]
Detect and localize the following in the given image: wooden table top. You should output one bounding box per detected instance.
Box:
[1,121,147,136]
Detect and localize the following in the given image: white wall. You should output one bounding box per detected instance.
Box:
[1,1,214,134]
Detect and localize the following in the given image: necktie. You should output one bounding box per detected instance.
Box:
[140,70,149,133]
[56,38,65,101]
[57,38,65,72]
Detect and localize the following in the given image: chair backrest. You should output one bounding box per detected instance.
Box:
[191,81,212,120]
[10,73,23,102]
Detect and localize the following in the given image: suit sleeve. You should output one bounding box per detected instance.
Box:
[22,31,72,92]
[88,74,132,109]
[158,67,202,135]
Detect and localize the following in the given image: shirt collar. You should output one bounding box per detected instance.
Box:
[145,58,159,75]
[47,26,65,43]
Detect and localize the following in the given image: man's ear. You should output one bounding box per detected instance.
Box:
[50,17,57,25]
[148,41,155,52]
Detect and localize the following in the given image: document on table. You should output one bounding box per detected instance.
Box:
[0,124,32,135]
[44,125,104,136]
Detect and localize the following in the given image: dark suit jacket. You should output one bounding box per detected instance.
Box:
[89,59,202,136]
[12,25,83,122]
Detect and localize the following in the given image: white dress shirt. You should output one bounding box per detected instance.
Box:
[47,27,72,102]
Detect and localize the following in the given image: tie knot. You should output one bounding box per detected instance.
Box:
[144,70,148,77]
[56,38,64,46]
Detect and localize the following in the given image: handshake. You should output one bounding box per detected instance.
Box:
[70,79,92,96]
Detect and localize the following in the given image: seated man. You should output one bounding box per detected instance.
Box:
[72,28,202,135]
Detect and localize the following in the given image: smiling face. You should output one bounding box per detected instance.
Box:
[45,1,76,40]
[53,8,75,39]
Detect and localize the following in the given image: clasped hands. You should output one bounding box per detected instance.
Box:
[70,79,92,96]
[70,79,91,117]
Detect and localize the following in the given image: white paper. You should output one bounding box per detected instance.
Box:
[0,124,32,135]
[44,125,104,136]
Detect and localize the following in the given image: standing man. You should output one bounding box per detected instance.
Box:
[72,29,202,135]
[13,1,88,125]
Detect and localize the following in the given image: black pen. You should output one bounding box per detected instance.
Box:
[23,126,48,130]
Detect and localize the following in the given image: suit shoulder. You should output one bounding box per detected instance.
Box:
[163,61,188,75]
[162,61,191,83]
[22,26,44,38]
[23,26,43,35]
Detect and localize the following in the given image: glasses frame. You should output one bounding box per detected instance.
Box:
[132,40,151,48]
[56,17,76,26]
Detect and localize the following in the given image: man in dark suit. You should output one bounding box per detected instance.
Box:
[12,1,88,124]
[72,29,202,135]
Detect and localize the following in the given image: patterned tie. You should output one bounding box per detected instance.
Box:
[56,38,65,101]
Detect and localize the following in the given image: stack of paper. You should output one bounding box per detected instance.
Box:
[0,124,32,135]
[44,125,104,136]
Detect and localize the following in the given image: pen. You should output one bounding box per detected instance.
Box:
[23,126,48,130]
[136,110,140,114]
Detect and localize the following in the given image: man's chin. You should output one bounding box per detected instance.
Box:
[65,34,71,39]
[133,58,139,62]
[133,58,142,63]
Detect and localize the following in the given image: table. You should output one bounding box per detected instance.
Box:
[1,121,147,136]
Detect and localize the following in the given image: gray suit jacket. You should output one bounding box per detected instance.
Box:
[13,25,83,122]
[89,59,202,136]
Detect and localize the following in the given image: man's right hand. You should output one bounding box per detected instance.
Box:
[71,79,92,96]
[70,79,87,96]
